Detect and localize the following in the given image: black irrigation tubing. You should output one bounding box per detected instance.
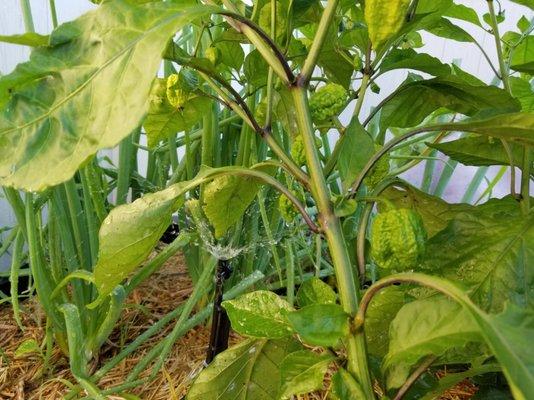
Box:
[205,259,233,363]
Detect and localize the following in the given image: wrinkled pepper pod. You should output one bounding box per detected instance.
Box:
[370,208,427,270]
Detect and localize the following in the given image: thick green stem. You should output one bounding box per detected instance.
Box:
[487,0,510,92]
[487,0,530,212]
[19,0,35,32]
[290,87,374,398]
[299,0,339,83]
[49,0,58,28]
[116,132,136,205]
[353,73,370,118]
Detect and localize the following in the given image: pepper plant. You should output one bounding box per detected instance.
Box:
[0,0,533,399]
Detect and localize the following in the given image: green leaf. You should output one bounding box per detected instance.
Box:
[517,16,532,33]
[316,27,354,87]
[274,85,299,136]
[202,174,262,239]
[296,277,337,307]
[287,304,350,347]
[187,338,301,400]
[435,112,534,146]
[0,32,49,47]
[424,198,534,312]
[475,304,534,400]
[364,286,408,357]
[426,18,474,43]
[337,119,375,190]
[0,0,215,191]
[92,184,185,303]
[510,0,534,10]
[222,290,295,339]
[511,36,534,74]
[379,49,451,77]
[14,339,42,358]
[329,368,367,400]
[444,4,483,27]
[383,295,482,388]
[340,26,370,55]
[144,78,211,148]
[429,136,529,170]
[58,303,89,377]
[364,0,412,49]
[380,75,520,131]
[244,50,268,87]
[215,40,245,70]
[279,350,333,399]
[92,166,257,302]
[368,273,534,400]
[510,76,534,111]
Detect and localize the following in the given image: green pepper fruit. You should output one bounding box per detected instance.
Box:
[370,208,427,270]
[290,134,322,166]
[364,146,389,189]
[166,73,193,108]
[255,100,268,127]
[278,193,299,223]
[291,135,307,167]
[309,83,348,122]
[205,46,220,66]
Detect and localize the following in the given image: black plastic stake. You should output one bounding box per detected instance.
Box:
[205,259,232,364]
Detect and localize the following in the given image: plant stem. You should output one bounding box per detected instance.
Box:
[285,238,295,306]
[486,2,530,211]
[19,0,35,33]
[116,132,135,205]
[290,87,375,398]
[520,148,531,213]
[10,231,25,331]
[353,73,370,118]
[49,0,58,28]
[299,0,339,83]
[486,0,510,92]
[393,356,437,400]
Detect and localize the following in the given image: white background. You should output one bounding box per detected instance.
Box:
[0,0,532,269]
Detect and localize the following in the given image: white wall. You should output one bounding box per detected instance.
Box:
[0,1,531,269]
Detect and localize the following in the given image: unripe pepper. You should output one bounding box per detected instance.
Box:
[364,146,390,189]
[290,134,322,167]
[370,208,427,271]
[309,83,348,122]
[278,193,299,223]
[291,135,306,167]
[205,46,220,66]
[166,73,193,109]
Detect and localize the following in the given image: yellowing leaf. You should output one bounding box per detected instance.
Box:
[14,339,42,358]
[0,0,215,191]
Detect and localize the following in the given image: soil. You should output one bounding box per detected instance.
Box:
[0,250,478,400]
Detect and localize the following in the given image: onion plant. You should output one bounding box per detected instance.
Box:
[0,0,533,399]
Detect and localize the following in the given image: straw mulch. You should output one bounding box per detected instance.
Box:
[0,250,478,400]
